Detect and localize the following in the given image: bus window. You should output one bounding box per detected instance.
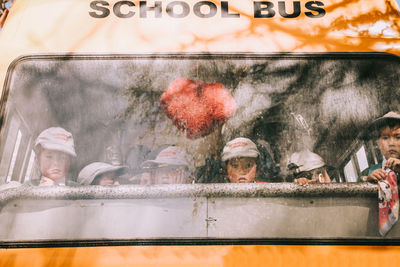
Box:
[344,159,357,182]
[0,53,400,244]
[0,106,35,184]
[24,149,36,182]
[6,129,21,182]
[356,145,369,173]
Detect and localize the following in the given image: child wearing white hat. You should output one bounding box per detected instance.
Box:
[287,149,331,186]
[221,137,260,183]
[78,162,128,185]
[140,146,193,185]
[26,127,78,186]
[362,111,400,183]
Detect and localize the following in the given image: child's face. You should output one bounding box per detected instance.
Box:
[140,172,152,185]
[227,157,257,183]
[38,149,70,181]
[377,125,400,160]
[152,165,189,184]
[94,172,120,185]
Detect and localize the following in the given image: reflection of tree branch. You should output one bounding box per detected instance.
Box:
[178,0,400,53]
[0,8,8,28]
[9,0,399,54]
[120,89,161,121]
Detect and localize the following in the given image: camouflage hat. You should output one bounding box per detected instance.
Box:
[287,150,325,173]
[34,127,76,157]
[78,162,128,185]
[221,137,260,162]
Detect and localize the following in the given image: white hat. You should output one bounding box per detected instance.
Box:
[287,150,325,173]
[141,146,189,168]
[34,127,76,157]
[78,162,128,185]
[221,137,260,162]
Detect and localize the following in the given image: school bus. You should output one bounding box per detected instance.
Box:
[1,0,400,266]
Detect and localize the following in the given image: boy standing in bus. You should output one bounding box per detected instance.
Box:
[221,137,261,183]
[25,127,78,186]
[365,112,400,182]
[363,111,400,236]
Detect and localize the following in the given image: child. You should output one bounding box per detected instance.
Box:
[78,162,128,185]
[140,146,193,184]
[364,111,400,182]
[362,111,400,236]
[221,137,260,183]
[287,150,331,186]
[27,127,77,186]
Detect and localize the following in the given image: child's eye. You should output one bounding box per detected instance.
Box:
[247,163,253,168]
[231,163,239,168]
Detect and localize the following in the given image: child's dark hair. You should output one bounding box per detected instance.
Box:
[372,119,400,139]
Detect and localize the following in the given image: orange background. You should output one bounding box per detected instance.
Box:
[1,245,400,266]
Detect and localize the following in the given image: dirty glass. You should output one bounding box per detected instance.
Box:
[0,54,399,243]
[1,54,399,184]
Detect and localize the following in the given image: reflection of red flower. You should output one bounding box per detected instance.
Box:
[161,78,236,139]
